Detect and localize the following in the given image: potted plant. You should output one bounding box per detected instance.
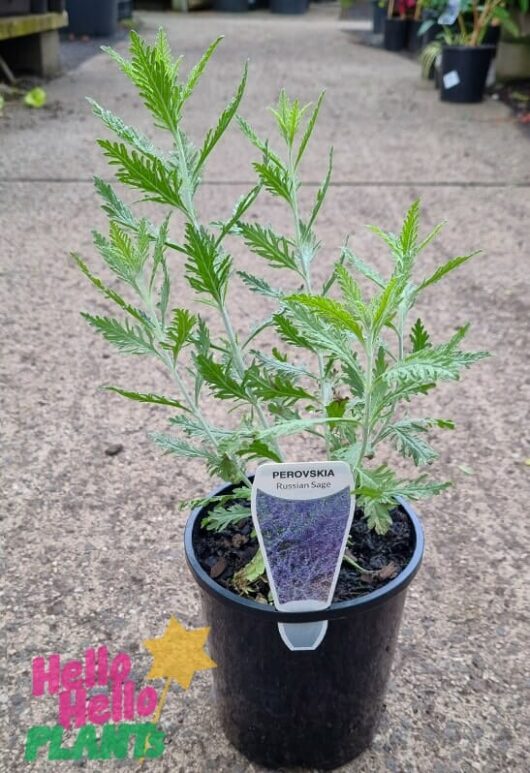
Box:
[439,0,517,102]
[384,0,414,50]
[418,0,446,45]
[75,32,489,769]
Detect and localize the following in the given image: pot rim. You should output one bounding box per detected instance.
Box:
[442,44,496,52]
[184,480,424,622]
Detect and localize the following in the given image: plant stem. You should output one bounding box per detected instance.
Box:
[219,303,284,460]
[139,280,253,488]
[343,552,378,575]
[356,335,374,468]
[171,128,283,461]
[287,149,332,458]
[174,128,198,227]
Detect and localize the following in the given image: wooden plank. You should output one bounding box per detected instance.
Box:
[0,11,67,41]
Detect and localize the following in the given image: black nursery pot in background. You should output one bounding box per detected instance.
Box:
[184,483,425,770]
[270,0,308,14]
[384,18,408,51]
[372,1,386,34]
[422,21,443,46]
[441,45,495,103]
[65,0,118,37]
[214,0,249,11]
[407,19,423,53]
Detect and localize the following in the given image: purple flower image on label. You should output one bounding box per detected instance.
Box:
[255,486,352,606]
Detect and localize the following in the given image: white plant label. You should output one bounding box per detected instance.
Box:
[251,461,354,651]
[443,70,461,90]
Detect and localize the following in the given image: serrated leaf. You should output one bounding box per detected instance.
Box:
[399,199,420,259]
[237,271,283,299]
[184,224,231,305]
[237,439,282,463]
[150,432,210,459]
[196,62,247,172]
[254,352,315,381]
[269,89,309,148]
[410,318,430,352]
[162,308,196,359]
[295,90,325,166]
[245,366,314,405]
[81,314,155,355]
[307,146,333,230]
[88,99,158,155]
[417,252,480,293]
[238,222,298,272]
[383,341,489,386]
[286,295,364,342]
[253,161,292,203]
[196,355,249,402]
[93,177,138,232]
[182,37,223,103]
[274,313,312,350]
[417,220,445,253]
[367,225,401,256]
[370,276,402,333]
[213,185,261,245]
[362,500,393,535]
[72,253,148,326]
[107,31,182,132]
[92,219,150,285]
[106,387,187,411]
[381,420,439,466]
[202,502,252,532]
[342,247,385,288]
[98,139,184,209]
[237,115,284,169]
[255,416,361,442]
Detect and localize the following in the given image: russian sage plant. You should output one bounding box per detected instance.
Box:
[75,32,488,554]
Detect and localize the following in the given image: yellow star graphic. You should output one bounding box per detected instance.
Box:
[143,616,216,690]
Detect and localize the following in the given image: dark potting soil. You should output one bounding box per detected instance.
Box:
[194,505,414,603]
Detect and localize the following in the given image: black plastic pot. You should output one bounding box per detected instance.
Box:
[30,0,48,12]
[65,0,118,37]
[185,483,424,770]
[270,0,307,14]
[422,21,442,46]
[214,0,248,10]
[118,0,133,20]
[372,1,386,34]
[407,19,423,53]
[384,17,408,52]
[441,45,495,103]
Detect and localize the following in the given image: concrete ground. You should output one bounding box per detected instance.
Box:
[1,5,529,772]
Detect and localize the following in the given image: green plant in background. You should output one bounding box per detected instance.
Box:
[24,86,47,108]
[76,33,488,557]
[420,0,525,45]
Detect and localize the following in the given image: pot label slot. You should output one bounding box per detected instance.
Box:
[443,70,461,90]
[251,461,354,651]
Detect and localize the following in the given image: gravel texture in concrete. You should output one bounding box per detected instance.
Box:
[1,6,529,772]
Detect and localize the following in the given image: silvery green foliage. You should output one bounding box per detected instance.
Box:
[76,32,488,537]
